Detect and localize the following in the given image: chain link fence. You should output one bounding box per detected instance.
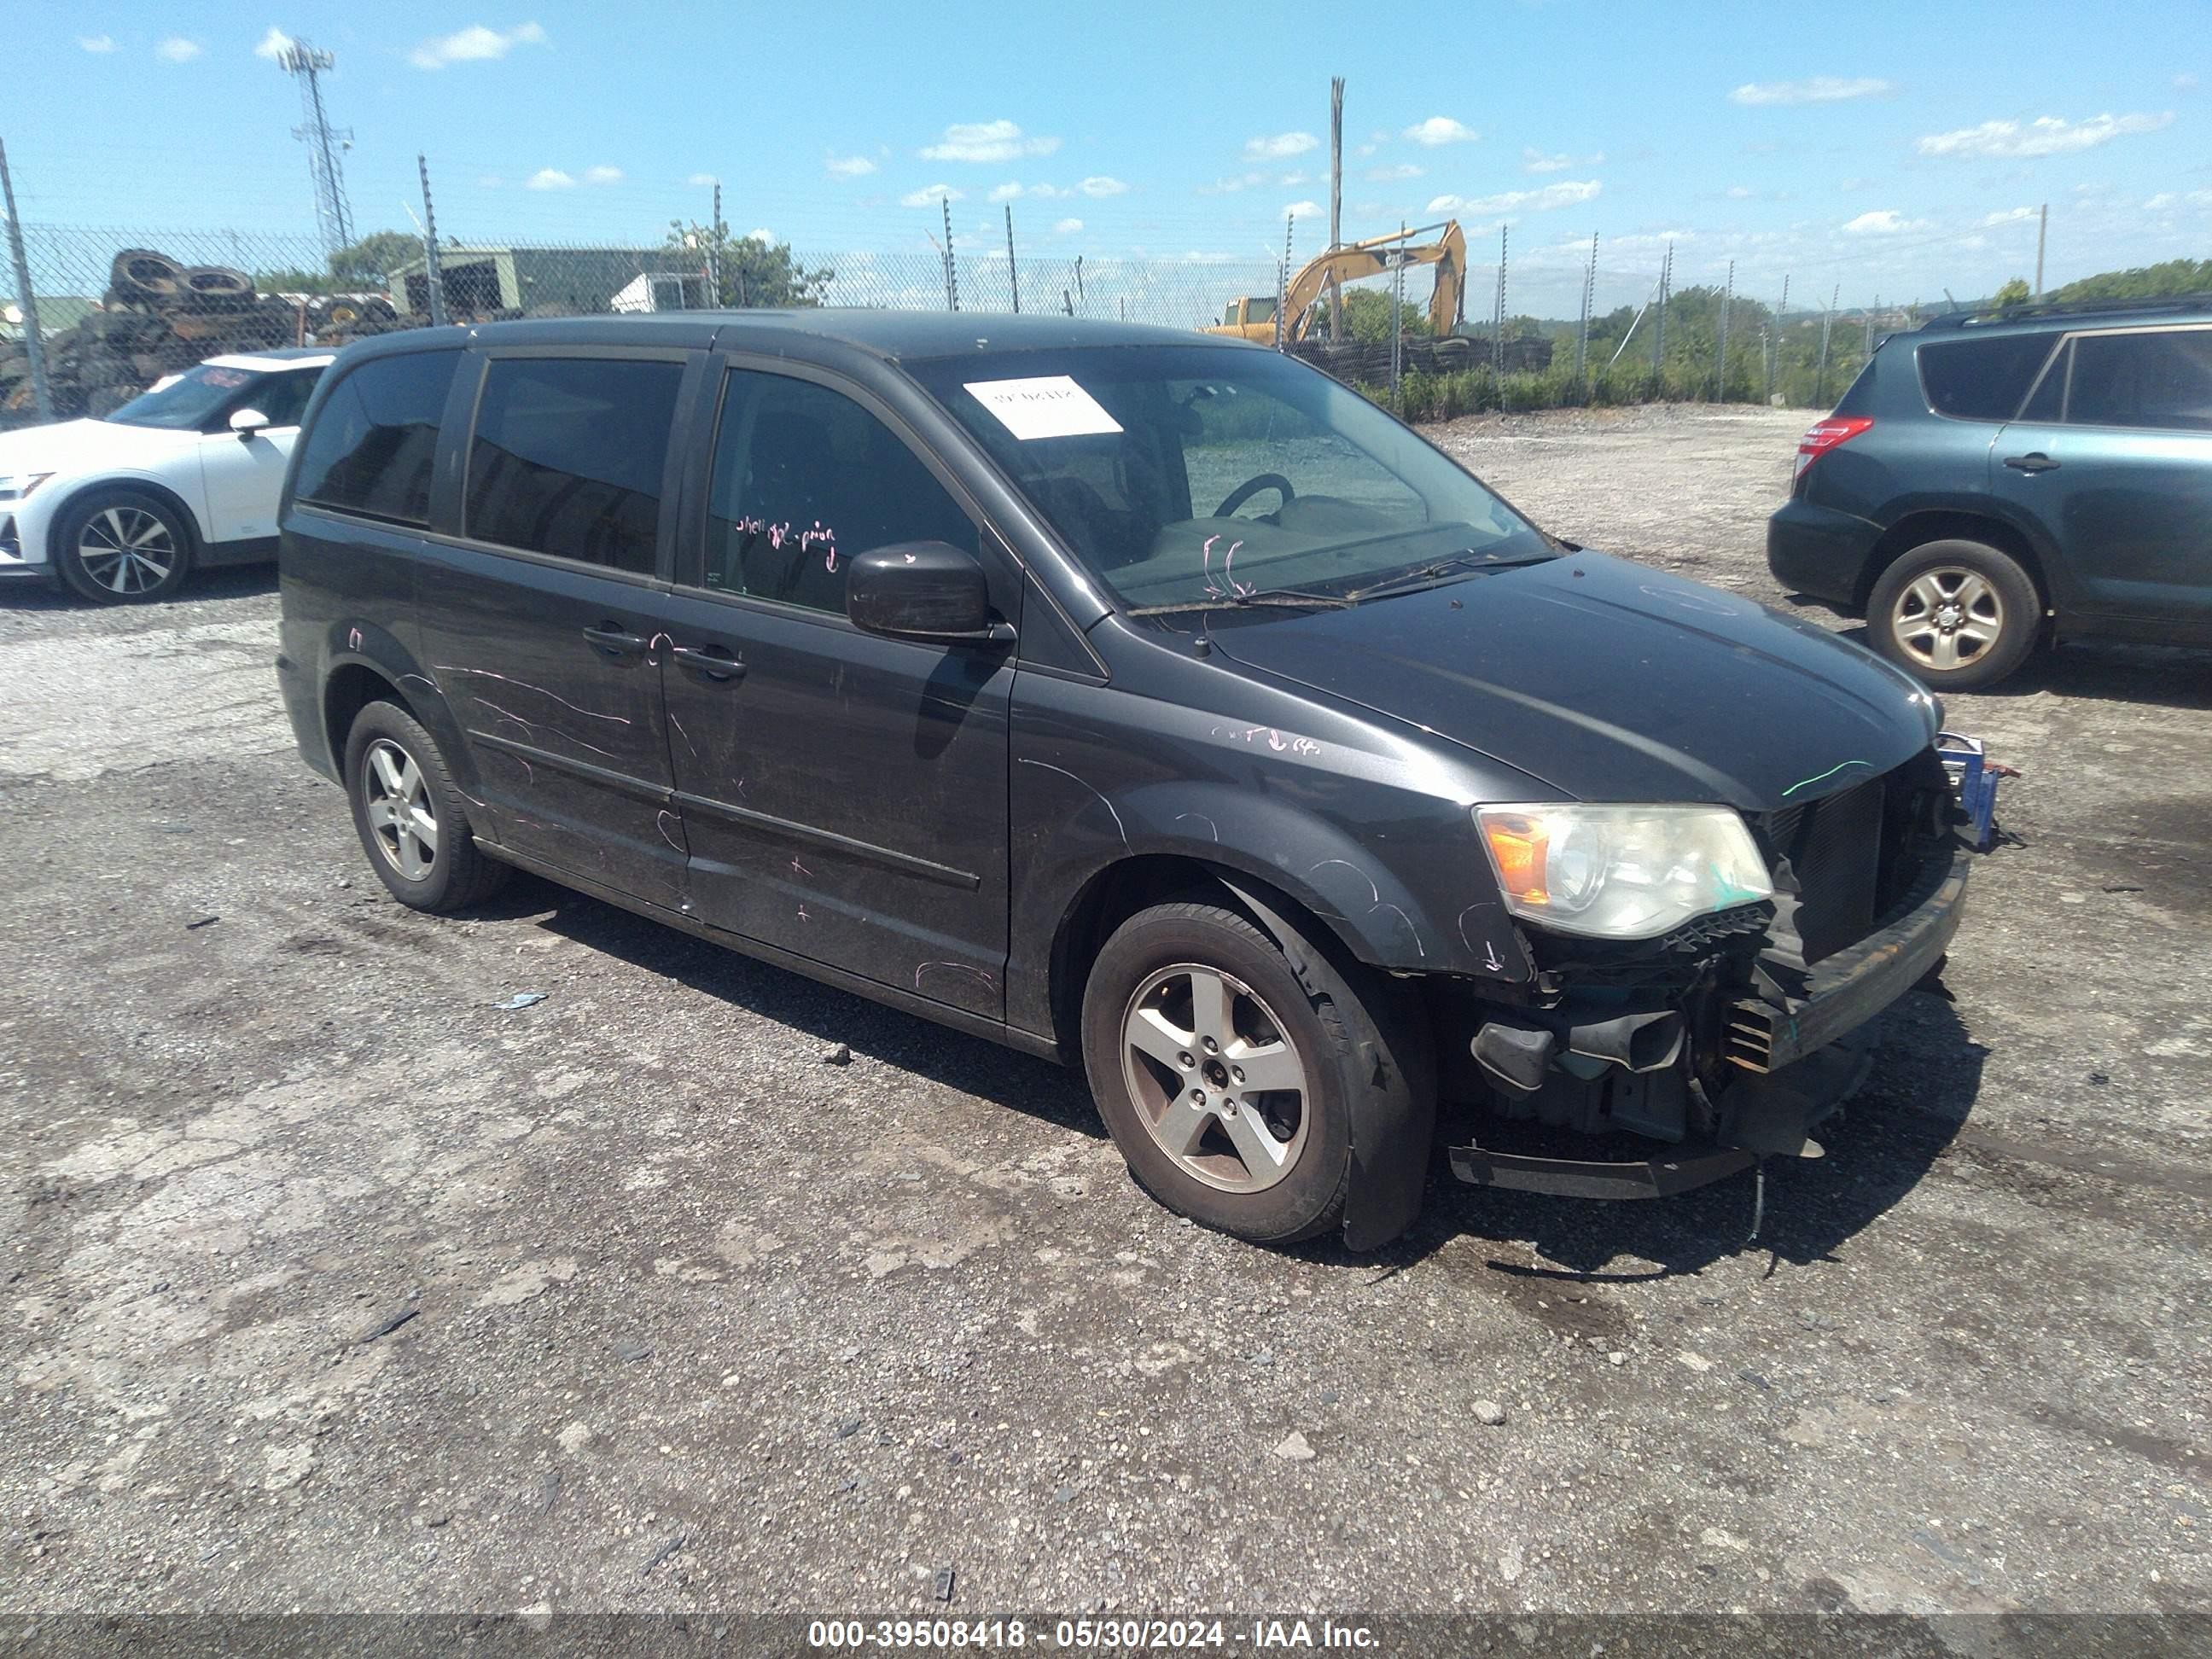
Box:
[0,219,1901,429]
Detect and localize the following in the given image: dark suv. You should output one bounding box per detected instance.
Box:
[277,312,1970,1250]
[1768,297,2212,690]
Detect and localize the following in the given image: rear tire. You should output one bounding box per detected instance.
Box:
[1080,899,1429,1247]
[55,488,195,604]
[343,701,510,914]
[1866,538,2040,690]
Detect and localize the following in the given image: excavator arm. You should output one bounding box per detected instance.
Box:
[1279,220,1466,343]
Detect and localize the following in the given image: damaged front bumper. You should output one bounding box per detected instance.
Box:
[1449,837,1971,1200]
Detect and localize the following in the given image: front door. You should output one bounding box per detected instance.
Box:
[1992,324,2212,636]
[656,362,1016,1019]
[414,348,698,910]
[198,365,323,543]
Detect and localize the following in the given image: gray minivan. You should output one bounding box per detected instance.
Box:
[277,311,1970,1250]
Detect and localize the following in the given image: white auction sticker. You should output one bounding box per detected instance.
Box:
[963,375,1124,440]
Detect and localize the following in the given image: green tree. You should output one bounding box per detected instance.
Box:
[666,222,833,307]
[331,231,427,287]
[1991,277,2032,308]
[1334,286,1432,341]
[2052,258,2212,302]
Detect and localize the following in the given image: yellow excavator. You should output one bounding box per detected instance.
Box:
[1206,220,1468,344]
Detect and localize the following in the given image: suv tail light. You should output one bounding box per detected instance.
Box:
[1794,416,1873,481]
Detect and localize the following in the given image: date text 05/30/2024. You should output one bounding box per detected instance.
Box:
[806,1617,1379,1650]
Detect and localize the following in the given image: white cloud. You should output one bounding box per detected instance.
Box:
[1426,179,1600,216]
[1079,176,1127,196]
[1980,206,2039,225]
[920,120,1058,163]
[901,183,963,207]
[1366,163,1424,182]
[2175,73,2198,92]
[1522,147,1602,174]
[1282,199,1322,220]
[410,20,548,70]
[826,154,877,178]
[78,34,115,53]
[1053,218,1084,235]
[990,182,1070,202]
[1726,185,1755,199]
[2145,189,2212,210]
[1279,171,1310,187]
[1404,117,1478,147]
[1730,77,1894,106]
[1840,208,1929,235]
[688,172,718,187]
[1916,111,2172,159]
[156,38,202,62]
[745,228,774,244]
[1198,172,1269,195]
[253,27,294,61]
[583,165,622,184]
[1244,131,1318,160]
[477,175,504,188]
[526,168,575,190]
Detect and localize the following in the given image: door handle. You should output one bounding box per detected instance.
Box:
[583,622,651,655]
[2004,452,2060,474]
[669,643,745,682]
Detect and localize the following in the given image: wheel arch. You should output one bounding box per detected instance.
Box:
[322,660,417,776]
[1045,853,1382,1063]
[42,474,207,566]
[1859,507,2054,614]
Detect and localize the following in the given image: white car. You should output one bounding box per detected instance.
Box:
[0,347,333,602]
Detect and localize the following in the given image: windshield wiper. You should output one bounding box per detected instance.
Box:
[1344,550,1545,602]
[1125,587,1353,617]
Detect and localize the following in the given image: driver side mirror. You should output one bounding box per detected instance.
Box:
[229,408,270,441]
[846,542,1010,644]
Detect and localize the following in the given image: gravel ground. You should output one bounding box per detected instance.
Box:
[3,405,2207,1621]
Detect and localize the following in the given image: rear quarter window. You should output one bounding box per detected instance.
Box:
[294,349,463,527]
[1916,333,2059,421]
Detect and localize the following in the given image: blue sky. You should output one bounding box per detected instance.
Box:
[7,1,2207,315]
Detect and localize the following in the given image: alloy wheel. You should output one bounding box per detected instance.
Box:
[76,506,178,596]
[1120,963,1310,1193]
[362,738,440,882]
[1892,566,2004,672]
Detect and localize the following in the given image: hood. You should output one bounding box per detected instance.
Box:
[1208,550,1939,810]
[0,417,198,478]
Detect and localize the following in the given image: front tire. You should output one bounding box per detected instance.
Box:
[1081,899,1429,1247]
[1866,538,2040,690]
[343,701,510,913]
[55,488,195,604]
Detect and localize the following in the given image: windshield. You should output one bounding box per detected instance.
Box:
[910,345,1550,609]
[107,364,267,430]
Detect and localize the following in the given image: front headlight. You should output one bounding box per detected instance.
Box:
[1476,802,1773,940]
[0,472,53,503]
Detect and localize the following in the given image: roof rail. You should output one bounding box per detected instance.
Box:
[1918,291,2212,331]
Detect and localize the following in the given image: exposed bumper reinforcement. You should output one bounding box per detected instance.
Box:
[1726,839,1971,1074]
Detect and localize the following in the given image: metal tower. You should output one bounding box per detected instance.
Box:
[276,39,355,257]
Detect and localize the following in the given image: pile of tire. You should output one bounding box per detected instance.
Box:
[0,247,432,426]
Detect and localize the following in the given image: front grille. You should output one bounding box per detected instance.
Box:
[1790,777,1884,962]
[1752,750,1949,969]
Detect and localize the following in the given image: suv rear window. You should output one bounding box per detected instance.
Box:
[465,357,685,574]
[1917,334,2058,421]
[294,349,462,527]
